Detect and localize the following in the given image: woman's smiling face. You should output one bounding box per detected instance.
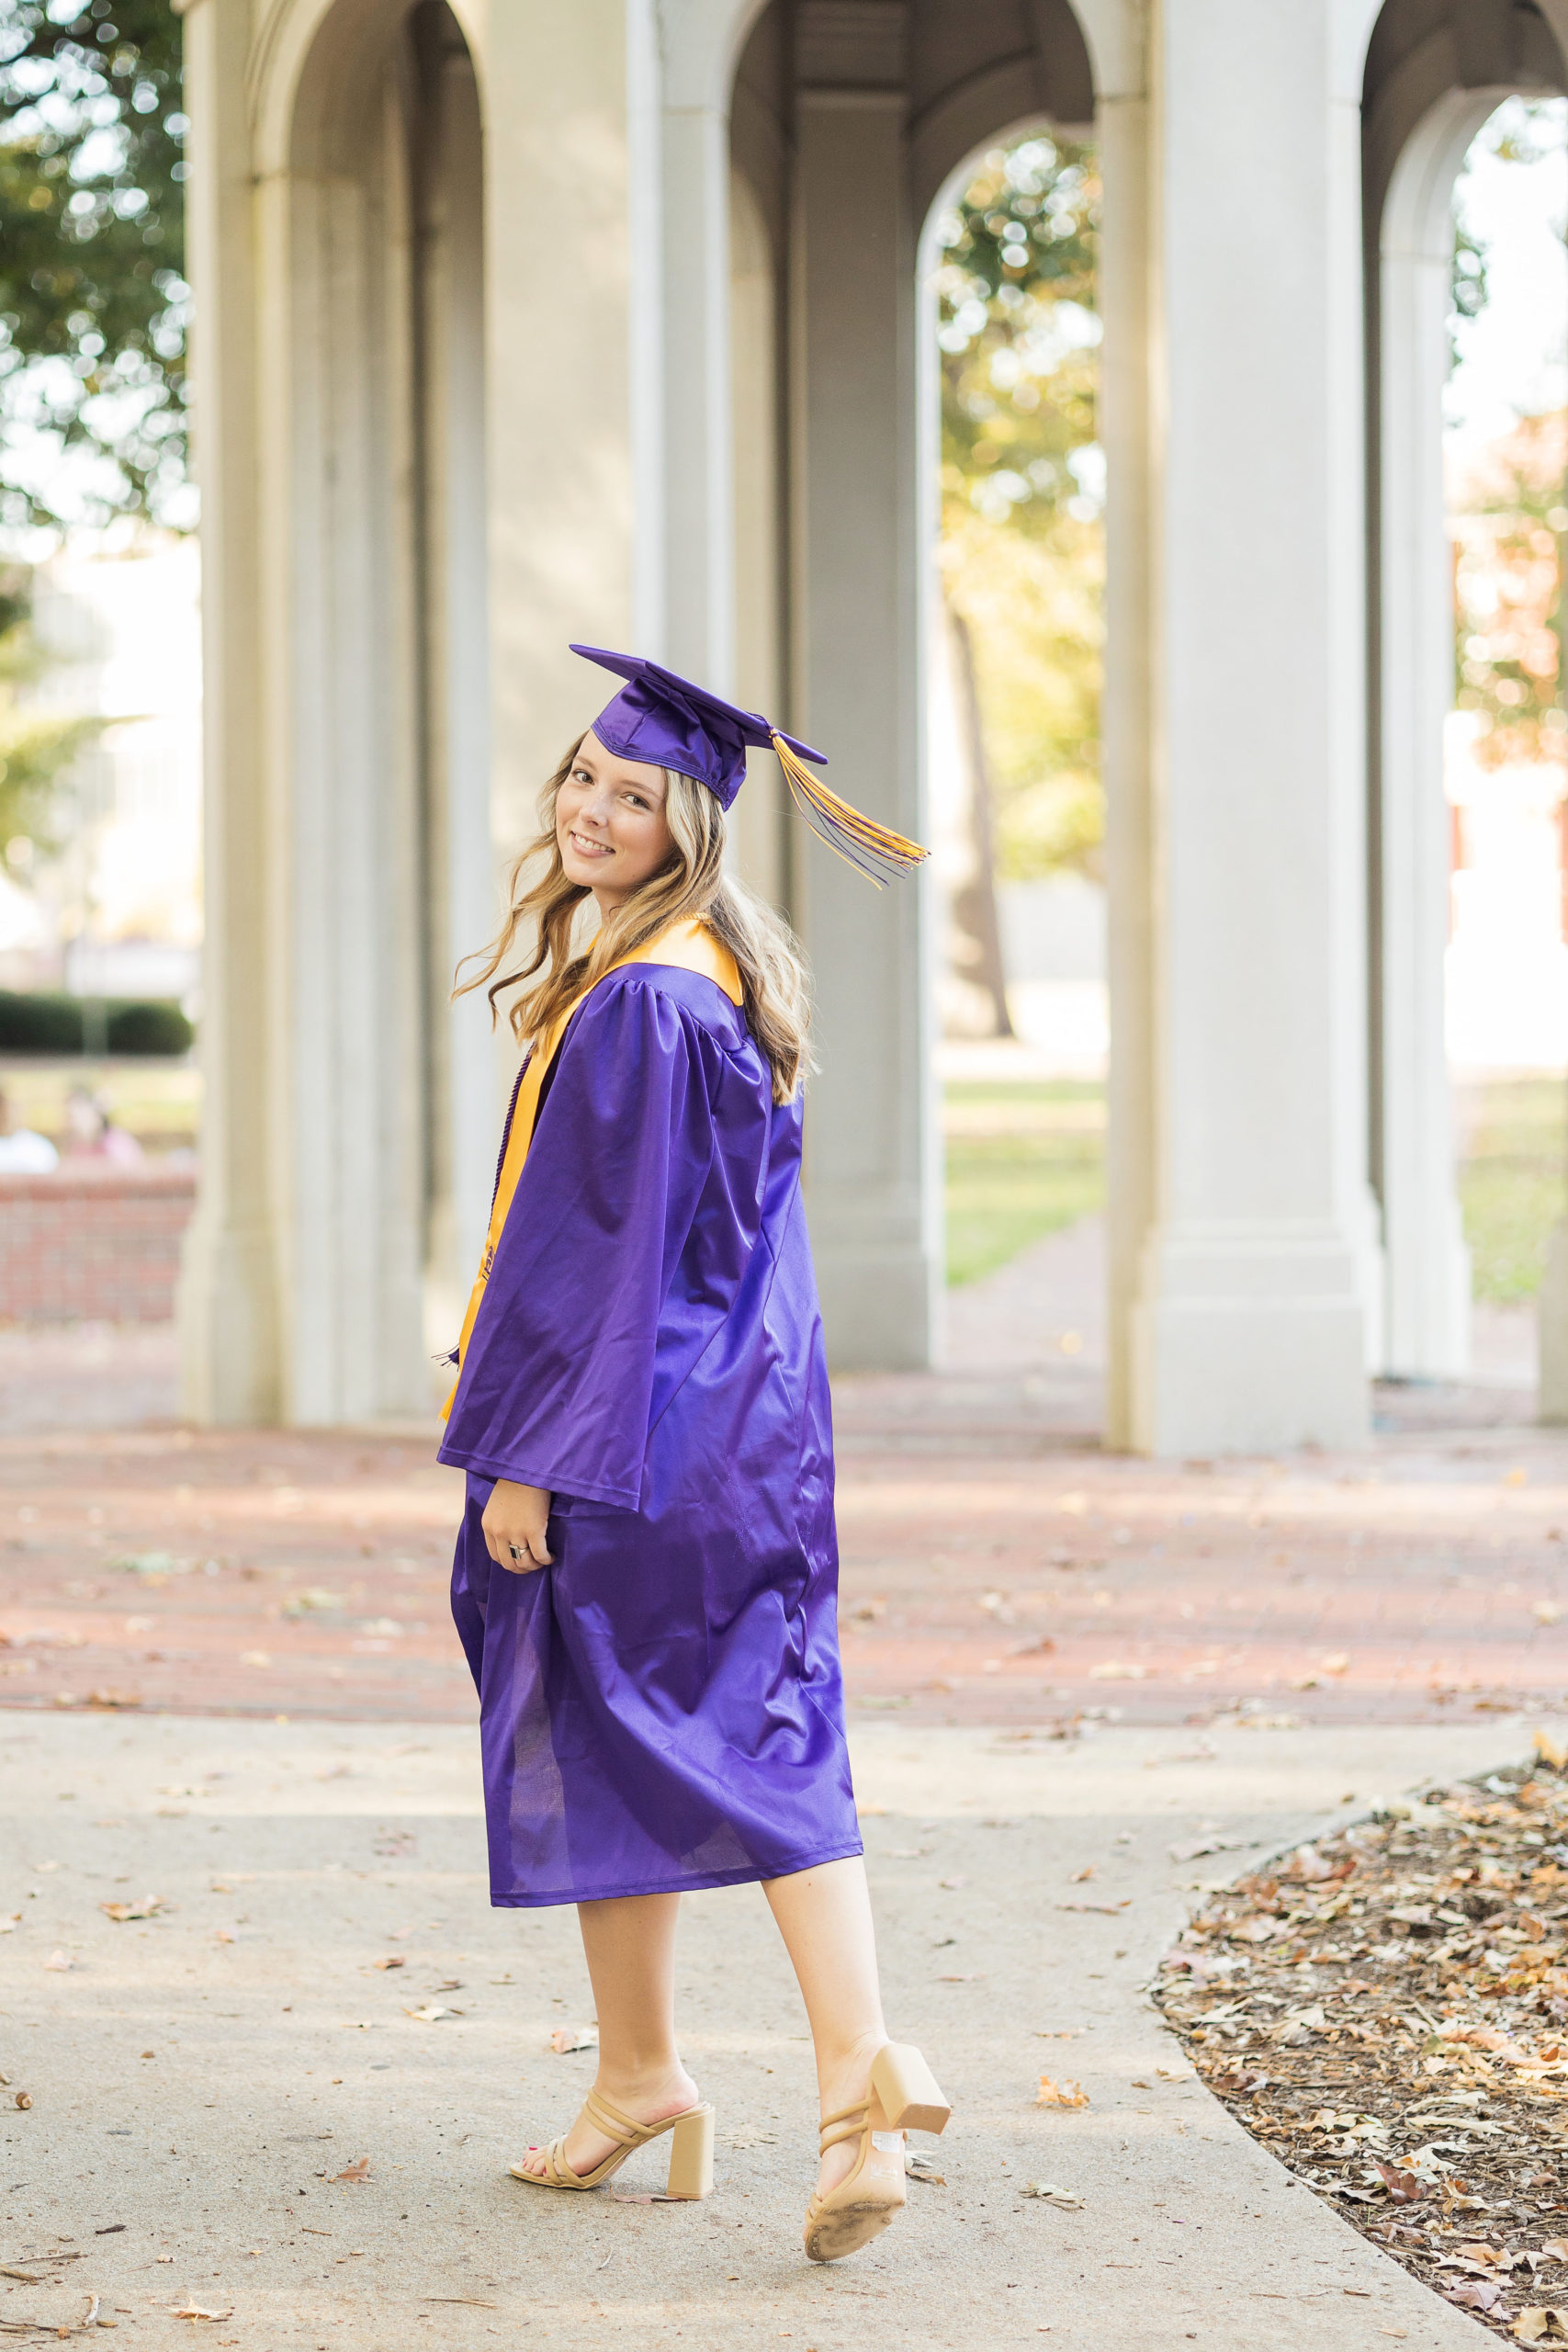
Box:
[556,731,675,911]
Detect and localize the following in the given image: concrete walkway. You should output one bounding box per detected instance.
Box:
[1,1710,1545,2348]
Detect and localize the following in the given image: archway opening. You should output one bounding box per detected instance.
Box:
[272,0,490,1422]
[1368,45,1567,1414]
[726,0,1098,1380]
[1445,98,1568,1393]
[925,129,1106,1423]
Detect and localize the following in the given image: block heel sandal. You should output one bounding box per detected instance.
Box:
[509,2086,715,2199]
[803,2041,950,2264]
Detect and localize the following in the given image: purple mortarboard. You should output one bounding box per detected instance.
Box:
[570,642,926,886]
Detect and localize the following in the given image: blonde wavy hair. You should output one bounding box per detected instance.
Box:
[454,735,813,1105]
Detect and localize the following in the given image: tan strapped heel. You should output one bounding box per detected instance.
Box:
[509,2086,715,2199]
[803,2041,950,2265]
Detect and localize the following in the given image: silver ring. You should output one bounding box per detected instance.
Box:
[508,1543,525,1563]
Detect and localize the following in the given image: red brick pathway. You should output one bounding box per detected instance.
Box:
[2,1324,1565,1729]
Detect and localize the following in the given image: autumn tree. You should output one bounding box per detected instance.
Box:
[0,0,187,528]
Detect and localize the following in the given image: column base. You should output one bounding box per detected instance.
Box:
[1129,1221,1371,1455]
[176,1208,280,1427]
[1540,1219,1568,1425]
[1382,1212,1472,1380]
[814,1239,941,1374]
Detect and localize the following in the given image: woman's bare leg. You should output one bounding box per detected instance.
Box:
[762,1856,890,2194]
[514,1892,698,2179]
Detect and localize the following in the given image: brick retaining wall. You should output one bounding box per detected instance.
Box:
[0,1165,196,1322]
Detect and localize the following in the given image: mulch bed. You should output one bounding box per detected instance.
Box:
[1153,1741,1568,2342]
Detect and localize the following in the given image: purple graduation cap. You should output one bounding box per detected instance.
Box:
[570,642,926,886]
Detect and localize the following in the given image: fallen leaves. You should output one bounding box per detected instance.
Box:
[1156,1754,1568,2341]
[99,1894,165,1923]
[333,2157,371,2183]
[1020,2180,1084,2208]
[904,2151,945,2186]
[42,1951,73,1972]
[1036,2075,1089,2109]
[548,2025,598,2054]
[403,2004,460,2025]
[171,2304,233,2323]
[372,1956,405,1971]
[1211,2069,1269,2098]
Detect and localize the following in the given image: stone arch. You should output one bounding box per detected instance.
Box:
[1362,1,1565,1380]
[721,1,1101,1375]
[182,0,491,1422]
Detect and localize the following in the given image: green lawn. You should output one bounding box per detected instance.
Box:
[944,1069,1568,1305]
[944,1080,1105,1286]
[1456,1075,1567,1306]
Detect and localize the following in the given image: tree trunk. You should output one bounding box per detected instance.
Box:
[947,599,1015,1038]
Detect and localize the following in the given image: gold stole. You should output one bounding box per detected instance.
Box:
[440,916,743,1421]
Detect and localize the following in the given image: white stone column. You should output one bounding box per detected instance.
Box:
[1372,90,1499,1379]
[175,0,282,1424]
[1123,0,1378,1454]
[658,7,736,684]
[1543,1224,1568,1422]
[483,0,644,844]
[729,164,788,904]
[414,32,496,1352]
[660,1,791,898]
[1097,29,1156,1450]
[791,1,939,1372]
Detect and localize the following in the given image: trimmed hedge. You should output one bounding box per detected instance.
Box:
[0,991,195,1057]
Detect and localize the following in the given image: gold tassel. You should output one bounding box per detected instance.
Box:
[770,733,929,888]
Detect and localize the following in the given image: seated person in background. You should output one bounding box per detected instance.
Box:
[0,1089,59,1172]
[62,1084,143,1166]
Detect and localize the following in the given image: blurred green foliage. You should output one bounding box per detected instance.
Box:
[0,988,192,1051]
[0,0,187,526]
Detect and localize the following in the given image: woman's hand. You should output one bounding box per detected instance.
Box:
[481,1480,554,1572]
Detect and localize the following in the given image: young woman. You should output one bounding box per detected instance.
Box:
[439,647,948,2262]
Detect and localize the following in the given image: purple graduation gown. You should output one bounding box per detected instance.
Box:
[439,961,863,1906]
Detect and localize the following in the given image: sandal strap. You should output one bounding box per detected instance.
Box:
[818,2102,870,2154]
[522,2087,704,2186]
[540,2133,585,2187]
[581,2086,651,2147]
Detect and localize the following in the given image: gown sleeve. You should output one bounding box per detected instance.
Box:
[436,975,728,1509]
